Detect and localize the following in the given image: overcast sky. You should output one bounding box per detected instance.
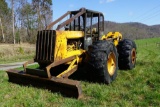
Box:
[52,0,160,25]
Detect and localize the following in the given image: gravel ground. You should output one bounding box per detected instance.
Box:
[0,61,37,70]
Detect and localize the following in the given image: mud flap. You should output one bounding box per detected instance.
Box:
[6,69,82,99]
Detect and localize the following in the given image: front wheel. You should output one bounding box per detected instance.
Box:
[87,40,118,84]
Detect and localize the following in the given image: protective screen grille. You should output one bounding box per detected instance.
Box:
[35,30,56,62]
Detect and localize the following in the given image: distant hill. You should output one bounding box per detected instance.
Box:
[102,21,160,40]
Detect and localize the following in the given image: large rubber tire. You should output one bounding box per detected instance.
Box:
[117,39,137,70]
[87,40,118,84]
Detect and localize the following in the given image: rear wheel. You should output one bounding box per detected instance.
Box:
[117,39,137,70]
[87,40,118,84]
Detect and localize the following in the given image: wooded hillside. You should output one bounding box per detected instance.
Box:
[104,21,160,40]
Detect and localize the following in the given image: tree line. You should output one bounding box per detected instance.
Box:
[0,0,53,44]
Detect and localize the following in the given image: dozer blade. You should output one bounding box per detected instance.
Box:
[6,69,82,99]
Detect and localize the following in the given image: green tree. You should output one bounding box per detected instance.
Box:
[0,0,10,42]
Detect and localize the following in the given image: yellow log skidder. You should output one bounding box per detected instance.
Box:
[6,8,137,98]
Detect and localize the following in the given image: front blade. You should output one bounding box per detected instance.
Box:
[6,69,82,99]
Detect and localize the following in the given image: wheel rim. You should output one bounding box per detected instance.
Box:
[131,48,136,64]
[107,52,116,76]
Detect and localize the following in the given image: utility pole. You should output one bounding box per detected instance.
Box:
[12,0,15,44]
[0,17,5,42]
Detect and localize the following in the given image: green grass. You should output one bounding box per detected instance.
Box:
[0,38,160,107]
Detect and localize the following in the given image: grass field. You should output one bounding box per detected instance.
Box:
[0,38,160,107]
[0,43,35,64]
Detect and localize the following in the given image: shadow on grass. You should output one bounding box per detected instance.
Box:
[69,66,89,81]
[157,71,160,74]
[136,61,155,66]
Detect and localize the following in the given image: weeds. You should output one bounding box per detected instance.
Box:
[18,47,24,54]
[0,44,35,63]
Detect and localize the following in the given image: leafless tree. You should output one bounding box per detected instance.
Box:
[0,17,5,42]
[12,0,15,44]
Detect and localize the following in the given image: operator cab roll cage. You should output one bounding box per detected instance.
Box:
[46,8,104,49]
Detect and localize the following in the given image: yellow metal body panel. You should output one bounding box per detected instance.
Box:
[66,49,85,58]
[101,32,122,46]
[66,31,84,39]
[54,31,85,61]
